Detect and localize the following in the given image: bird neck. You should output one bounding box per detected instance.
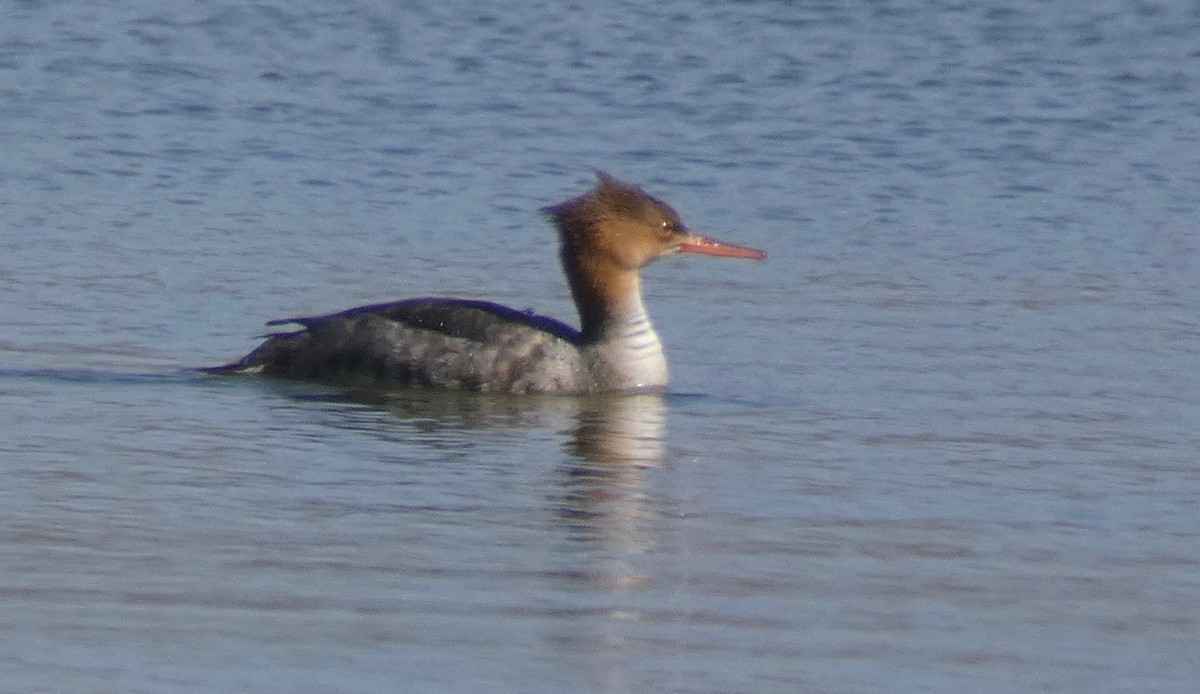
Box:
[561,246,647,344]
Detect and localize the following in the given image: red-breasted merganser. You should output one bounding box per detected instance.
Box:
[205,172,766,393]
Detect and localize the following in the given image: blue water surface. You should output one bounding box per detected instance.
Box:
[2,1,1199,692]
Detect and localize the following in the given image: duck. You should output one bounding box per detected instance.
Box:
[204,172,766,393]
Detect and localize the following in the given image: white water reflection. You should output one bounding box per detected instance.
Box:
[557,394,666,586]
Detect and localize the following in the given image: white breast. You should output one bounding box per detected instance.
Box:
[584,293,669,391]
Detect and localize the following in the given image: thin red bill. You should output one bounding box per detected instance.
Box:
[678,235,767,260]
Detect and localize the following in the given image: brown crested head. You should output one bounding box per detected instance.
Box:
[542,172,766,270]
[542,172,766,341]
[542,171,690,271]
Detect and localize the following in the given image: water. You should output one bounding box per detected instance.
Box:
[3,0,1199,691]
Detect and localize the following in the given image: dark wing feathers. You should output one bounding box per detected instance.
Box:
[268,298,583,345]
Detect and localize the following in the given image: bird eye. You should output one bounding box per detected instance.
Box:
[660,220,676,235]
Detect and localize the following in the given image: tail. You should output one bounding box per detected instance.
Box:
[197,335,294,376]
[196,354,266,375]
[196,360,263,375]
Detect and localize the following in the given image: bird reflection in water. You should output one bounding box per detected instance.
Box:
[269,385,668,690]
[276,384,668,591]
[555,393,667,590]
